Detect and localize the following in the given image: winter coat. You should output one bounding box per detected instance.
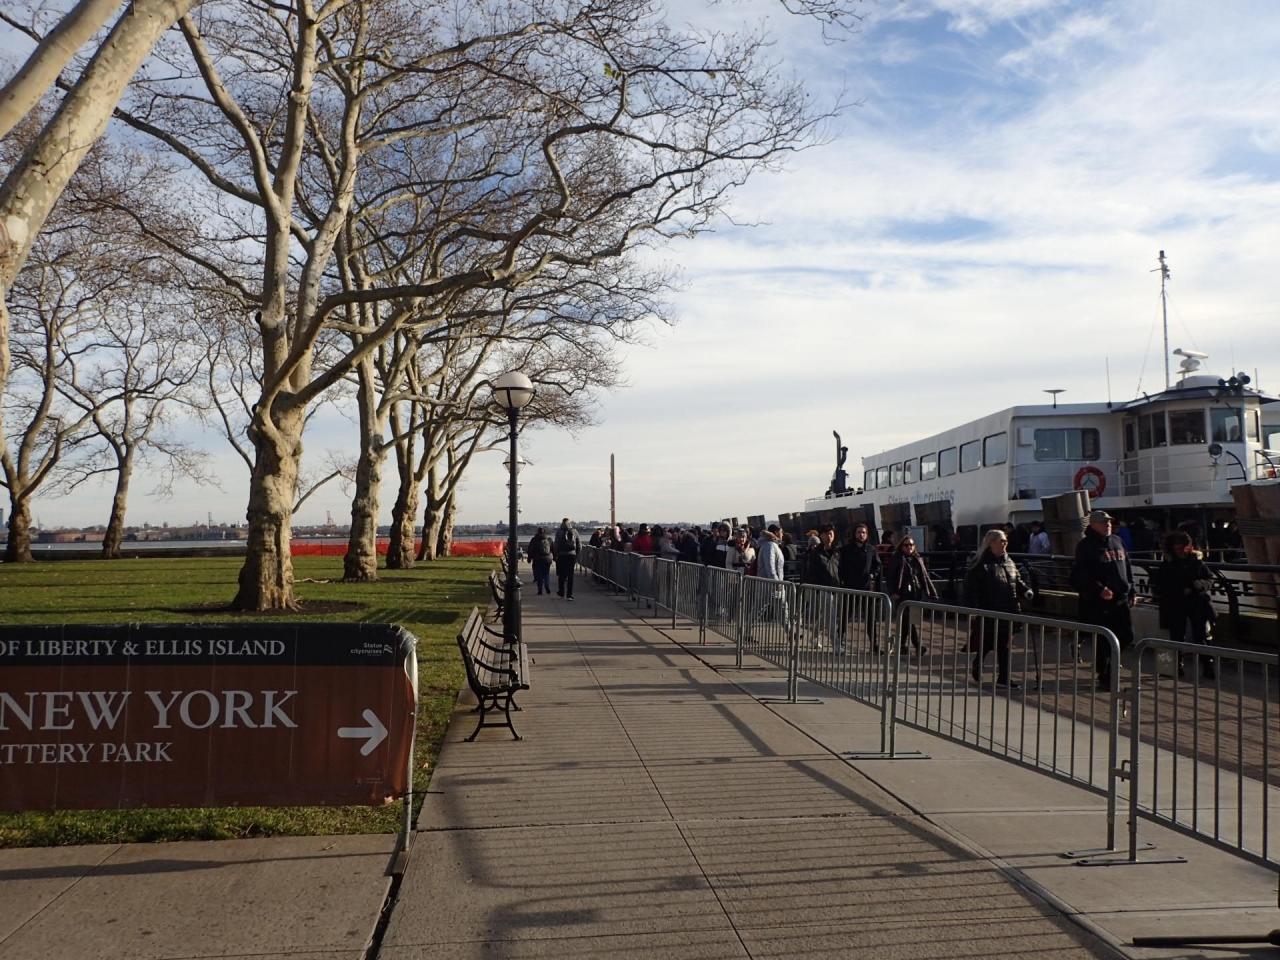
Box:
[725,543,756,574]
[1152,554,1216,629]
[554,525,580,558]
[527,534,554,565]
[964,552,1031,614]
[756,533,785,581]
[1070,527,1133,618]
[888,553,938,602]
[678,537,701,564]
[803,545,842,588]
[840,540,882,592]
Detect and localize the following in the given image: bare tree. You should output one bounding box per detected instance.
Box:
[76,0,826,609]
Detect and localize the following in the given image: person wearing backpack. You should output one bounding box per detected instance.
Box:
[553,517,581,600]
[526,528,554,595]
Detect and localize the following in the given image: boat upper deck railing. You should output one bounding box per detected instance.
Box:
[1009,447,1273,502]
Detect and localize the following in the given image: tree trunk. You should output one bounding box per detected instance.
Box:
[386,470,418,570]
[436,490,457,558]
[343,360,383,582]
[0,0,198,288]
[0,0,124,140]
[417,463,444,562]
[101,453,131,560]
[4,496,33,563]
[232,408,304,611]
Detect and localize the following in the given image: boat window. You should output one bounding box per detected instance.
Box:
[890,462,904,486]
[1137,412,1166,449]
[938,446,958,477]
[864,469,876,491]
[920,453,938,481]
[904,458,918,483]
[1168,409,1207,445]
[875,465,889,488]
[1211,408,1251,443]
[983,432,1008,466]
[1034,428,1101,461]
[960,440,981,472]
[1250,409,1261,441]
[1124,419,1136,454]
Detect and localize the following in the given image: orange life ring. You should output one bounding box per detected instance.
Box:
[1073,465,1107,498]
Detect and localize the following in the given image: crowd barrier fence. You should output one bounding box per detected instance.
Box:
[574,545,1276,869]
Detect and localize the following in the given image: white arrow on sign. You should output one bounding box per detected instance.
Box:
[337,709,388,756]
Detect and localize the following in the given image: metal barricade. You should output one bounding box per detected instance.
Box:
[1125,637,1280,869]
[651,558,681,628]
[792,584,893,708]
[631,555,657,607]
[895,600,1123,850]
[671,561,705,631]
[739,576,797,688]
[700,565,744,646]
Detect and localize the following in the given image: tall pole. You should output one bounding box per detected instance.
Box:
[1157,250,1171,390]
[610,453,616,530]
[505,408,521,645]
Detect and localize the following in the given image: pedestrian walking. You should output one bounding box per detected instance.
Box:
[1070,509,1134,689]
[526,528,554,595]
[887,536,936,655]
[802,525,844,651]
[554,517,580,600]
[840,521,884,653]
[1152,530,1217,679]
[964,529,1033,687]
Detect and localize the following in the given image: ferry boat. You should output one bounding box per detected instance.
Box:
[804,349,1280,547]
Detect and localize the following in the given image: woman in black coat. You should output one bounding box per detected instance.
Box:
[887,536,936,655]
[964,529,1033,687]
[1152,530,1217,679]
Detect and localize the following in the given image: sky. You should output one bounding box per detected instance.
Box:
[20,0,1280,531]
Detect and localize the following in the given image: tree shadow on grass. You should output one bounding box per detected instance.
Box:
[170,600,365,617]
[358,607,461,625]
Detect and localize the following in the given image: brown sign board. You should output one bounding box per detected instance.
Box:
[0,623,417,812]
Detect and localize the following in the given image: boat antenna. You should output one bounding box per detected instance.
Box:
[1044,388,1065,409]
[1105,357,1113,408]
[1152,250,1171,389]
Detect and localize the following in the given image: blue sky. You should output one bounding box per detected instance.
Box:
[28,0,1280,529]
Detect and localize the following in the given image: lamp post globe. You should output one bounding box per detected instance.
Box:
[491,371,535,411]
[492,372,534,645]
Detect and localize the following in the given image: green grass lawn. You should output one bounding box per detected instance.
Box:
[0,554,493,847]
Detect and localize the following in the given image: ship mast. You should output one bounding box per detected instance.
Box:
[1155,250,1171,389]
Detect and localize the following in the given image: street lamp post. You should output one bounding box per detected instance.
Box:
[491,372,535,645]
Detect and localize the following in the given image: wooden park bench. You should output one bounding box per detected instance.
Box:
[487,570,507,620]
[456,606,531,741]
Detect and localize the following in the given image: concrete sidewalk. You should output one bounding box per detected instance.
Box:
[381,581,1280,959]
[0,834,396,959]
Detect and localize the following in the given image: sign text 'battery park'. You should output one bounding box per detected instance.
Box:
[0,623,418,812]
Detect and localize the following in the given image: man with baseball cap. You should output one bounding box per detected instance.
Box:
[1070,509,1134,688]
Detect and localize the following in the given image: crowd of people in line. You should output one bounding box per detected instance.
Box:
[525,511,1219,690]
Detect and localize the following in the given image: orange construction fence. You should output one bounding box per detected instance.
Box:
[291,539,505,558]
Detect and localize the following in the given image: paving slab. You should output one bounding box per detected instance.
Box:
[608,701,828,761]
[0,835,394,960]
[379,928,750,959]
[0,844,119,942]
[383,822,739,948]
[421,759,669,829]
[644,756,908,820]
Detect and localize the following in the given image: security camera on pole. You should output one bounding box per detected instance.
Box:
[490,372,535,645]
